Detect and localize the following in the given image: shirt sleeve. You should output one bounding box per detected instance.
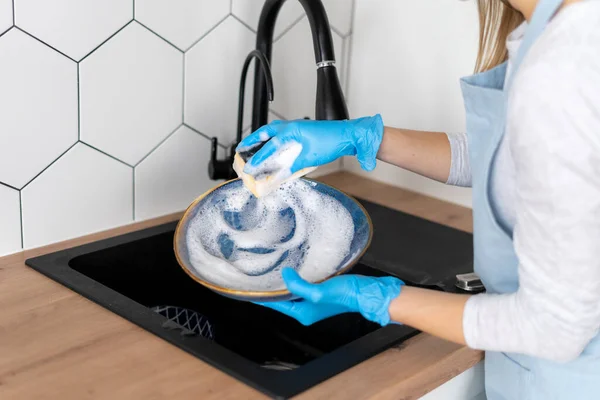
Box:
[445,132,472,187]
[462,41,600,362]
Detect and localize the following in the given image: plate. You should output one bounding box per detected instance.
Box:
[174,178,372,301]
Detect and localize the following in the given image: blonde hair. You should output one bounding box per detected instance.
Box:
[475,0,525,72]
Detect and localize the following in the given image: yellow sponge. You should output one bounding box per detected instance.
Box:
[232,153,316,198]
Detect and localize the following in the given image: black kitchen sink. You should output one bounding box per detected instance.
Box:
[25,198,473,399]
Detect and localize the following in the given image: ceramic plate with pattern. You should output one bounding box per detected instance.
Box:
[174,178,372,301]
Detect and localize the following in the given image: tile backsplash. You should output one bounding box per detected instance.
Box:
[0,0,354,256]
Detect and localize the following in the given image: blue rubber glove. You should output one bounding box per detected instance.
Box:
[236,114,384,175]
[257,268,404,326]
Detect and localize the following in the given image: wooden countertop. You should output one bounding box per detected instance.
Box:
[0,172,482,400]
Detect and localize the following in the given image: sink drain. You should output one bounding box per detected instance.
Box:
[151,306,214,340]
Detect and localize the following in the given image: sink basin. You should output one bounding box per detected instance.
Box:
[25,198,473,399]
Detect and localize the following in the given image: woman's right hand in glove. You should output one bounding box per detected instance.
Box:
[235,114,385,176]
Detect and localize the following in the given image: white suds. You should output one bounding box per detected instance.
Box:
[246,140,303,181]
[185,180,355,291]
[258,131,270,142]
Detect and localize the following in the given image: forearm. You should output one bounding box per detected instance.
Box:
[376,127,452,183]
[388,286,470,345]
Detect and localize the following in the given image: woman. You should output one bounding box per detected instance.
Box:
[237,0,600,397]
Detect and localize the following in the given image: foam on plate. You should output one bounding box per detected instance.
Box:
[186,179,355,291]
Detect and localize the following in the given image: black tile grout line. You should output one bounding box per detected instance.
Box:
[343,0,356,113]
[273,14,305,43]
[132,167,136,220]
[132,0,135,20]
[0,26,10,38]
[0,180,19,191]
[136,20,184,54]
[330,28,345,68]
[15,27,76,63]
[182,123,212,141]
[20,141,78,191]
[269,14,351,44]
[133,123,183,168]
[3,6,349,190]
[344,34,353,95]
[230,13,255,34]
[78,19,134,63]
[344,34,354,106]
[18,190,23,249]
[230,0,233,14]
[169,13,230,124]
[77,63,81,140]
[330,25,346,39]
[340,34,349,94]
[182,123,227,149]
[335,3,347,169]
[181,52,186,125]
[349,0,356,36]
[269,109,288,121]
[11,0,14,25]
[79,141,134,168]
[183,13,230,53]
[320,0,352,38]
[343,19,353,38]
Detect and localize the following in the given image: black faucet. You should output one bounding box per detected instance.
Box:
[208,0,349,181]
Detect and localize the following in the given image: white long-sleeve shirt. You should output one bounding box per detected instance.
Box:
[447,1,600,362]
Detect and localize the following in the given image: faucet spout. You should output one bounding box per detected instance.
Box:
[251,0,349,131]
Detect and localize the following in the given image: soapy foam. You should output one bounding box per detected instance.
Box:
[246,139,303,181]
[237,140,316,198]
[186,180,355,291]
[259,131,270,142]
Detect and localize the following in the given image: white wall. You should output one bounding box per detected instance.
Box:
[345,0,480,207]
[0,0,353,255]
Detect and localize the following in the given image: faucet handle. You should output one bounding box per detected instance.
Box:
[208,137,235,181]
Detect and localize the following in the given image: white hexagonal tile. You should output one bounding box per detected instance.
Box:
[265,111,284,125]
[0,29,77,189]
[21,144,132,249]
[0,184,21,256]
[270,18,343,120]
[80,22,183,166]
[239,111,282,138]
[135,0,229,51]
[232,0,303,38]
[135,125,214,220]
[15,0,132,61]
[185,16,255,147]
[0,0,12,34]
[322,0,353,36]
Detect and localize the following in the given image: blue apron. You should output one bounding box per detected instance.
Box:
[460,0,600,398]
